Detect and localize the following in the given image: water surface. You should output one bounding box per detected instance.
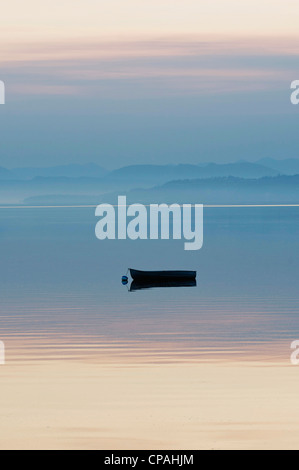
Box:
[0,206,298,363]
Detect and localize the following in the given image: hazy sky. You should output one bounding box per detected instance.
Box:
[0,1,299,168]
[2,0,299,39]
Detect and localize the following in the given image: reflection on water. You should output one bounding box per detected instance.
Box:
[0,206,298,364]
[129,279,197,292]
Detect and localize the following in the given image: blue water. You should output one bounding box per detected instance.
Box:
[0,206,298,363]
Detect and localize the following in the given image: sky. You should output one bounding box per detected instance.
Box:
[0,1,299,168]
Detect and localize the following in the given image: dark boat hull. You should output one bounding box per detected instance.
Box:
[129,269,196,282]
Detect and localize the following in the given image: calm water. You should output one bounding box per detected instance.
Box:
[0,206,298,364]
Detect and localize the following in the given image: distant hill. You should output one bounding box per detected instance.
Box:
[22,175,299,205]
[257,158,299,175]
[0,161,280,204]
[123,174,299,205]
[23,194,100,205]
[105,162,278,186]
[3,159,299,185]
[0,163,107,180]
[1,159,299,204]
[0,161,278,183]
[0,176,113,204]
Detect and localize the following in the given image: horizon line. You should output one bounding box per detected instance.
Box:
[1,204,299,209]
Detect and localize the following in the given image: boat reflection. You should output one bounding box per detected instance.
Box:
[129,278,197,292]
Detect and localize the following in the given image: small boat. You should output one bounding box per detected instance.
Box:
[130,279,196,292]
[129,268,196,282]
